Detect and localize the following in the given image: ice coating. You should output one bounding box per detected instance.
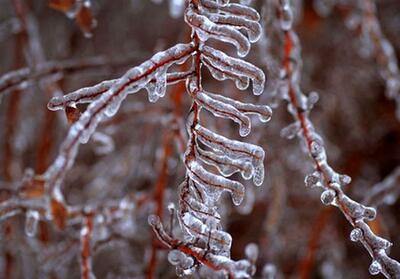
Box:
[45,42,195,197]
[277,1,400,277]
[201,45,265,95]
[185,5,251,57]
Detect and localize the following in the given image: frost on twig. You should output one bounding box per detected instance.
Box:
[274,1,400,278]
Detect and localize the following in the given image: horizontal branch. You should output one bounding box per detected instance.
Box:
[43,43,196,215]
[47,71,195,111]
[0,52,147,95]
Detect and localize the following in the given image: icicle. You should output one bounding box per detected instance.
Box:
[204,91,272,122]
[304,171,322,188]
[146,67,168,103]
[194,125,265,186]
[185,5,251,57]
[306,91,319,110]
[200,0,260,22]
[181,212,232,250]
[196,146,254,179]
[201,46,265,95]
[168,250,195,270]
[192,89,251,137]
[186,160,245,206]
[25,210,39,237]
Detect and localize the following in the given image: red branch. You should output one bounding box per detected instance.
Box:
[81,215,94,279]
[147,135,173,279]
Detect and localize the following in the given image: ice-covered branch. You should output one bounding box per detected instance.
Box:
[163,0,271,277]
[276,1,400,278]
[0,54,146,96]
[47,71,195,111]
[149,214,258,278]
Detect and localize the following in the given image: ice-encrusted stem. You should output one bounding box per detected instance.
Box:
[278,2,400,277]
[157,0,270,277]
[44,42,195,221]
[0,54,146,96]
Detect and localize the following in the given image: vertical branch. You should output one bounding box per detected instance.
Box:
[80,215,94,279]
[35,84,59,174]
[278,2,400,277]
[147,134,173,279]
[157,0,270,277]
[2,91,21,181]
[296,207,332,279]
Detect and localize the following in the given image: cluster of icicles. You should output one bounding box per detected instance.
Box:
[148,0,273,277]
[44,0,272,277]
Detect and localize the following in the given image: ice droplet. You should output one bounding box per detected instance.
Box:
[167,202,175,214]
[239,124,251,137]
[339,174,352,185]
[310,140,323,158]
[320,189,335,205]
[350,228,362,242]
[305,171,321,188]
[363,207,377,221]
[25,210,39,237]
[245,243,259,262]
[369,260,382,276]
[306,91,319,110]
[148,214,160,227]
[168,250,183,265]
